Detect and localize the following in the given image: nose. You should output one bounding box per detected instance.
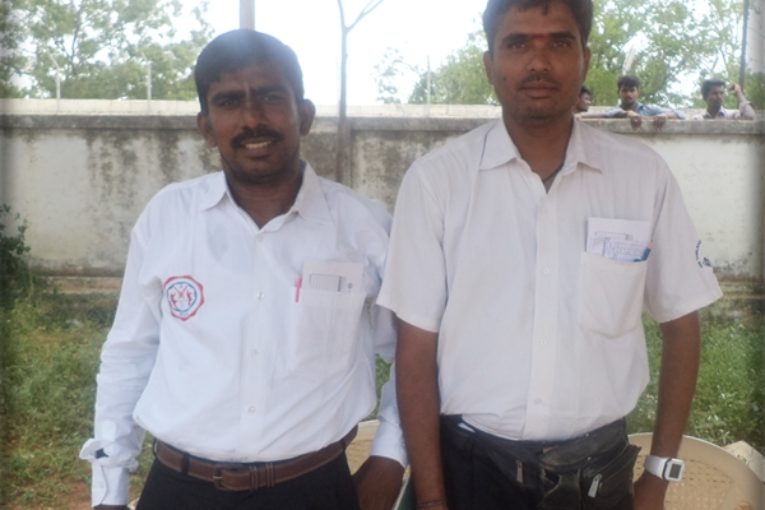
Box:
[240,98,265,127]
[525,47,552,73]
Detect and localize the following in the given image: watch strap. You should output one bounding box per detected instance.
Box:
[645,454,684,481]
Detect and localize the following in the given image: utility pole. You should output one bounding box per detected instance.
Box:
[739,0,750,89]
[48,54,61,110]
[240,0,255,29]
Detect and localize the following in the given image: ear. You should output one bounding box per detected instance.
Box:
[582,46,591,82]
[298,99,316,136]
[196,112,217,148]
[483,51,494,85]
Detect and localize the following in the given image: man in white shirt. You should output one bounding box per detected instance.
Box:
[378,1,721,509]
[694,79,756,120]
[80,29,405,510]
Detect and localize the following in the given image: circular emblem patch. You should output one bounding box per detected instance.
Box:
[164,275,205,321]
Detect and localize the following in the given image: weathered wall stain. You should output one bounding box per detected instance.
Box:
[1,109,763,282]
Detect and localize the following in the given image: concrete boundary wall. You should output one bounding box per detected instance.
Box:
[1,100,763,282]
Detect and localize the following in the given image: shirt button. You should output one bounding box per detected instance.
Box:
[542,267,551,276]
[247,406,256,413]
[256,292,264,301]
[534,398,543,406]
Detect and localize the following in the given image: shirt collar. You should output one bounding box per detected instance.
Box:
[198,171,229,211]
[704,107,727,118]
[197,163,333,225]
[478,118,603,176]
[289,162,333,224]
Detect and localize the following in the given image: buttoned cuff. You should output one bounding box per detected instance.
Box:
[370,418,408,468]
[91,463,130,507]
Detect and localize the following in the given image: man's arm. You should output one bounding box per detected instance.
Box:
[79,226,160,508]
[396,318,447,509]
[633,311,701,510]
[732,84,756,119]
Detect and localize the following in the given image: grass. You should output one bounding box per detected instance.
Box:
[628,311,765,448]
[0,284,762,509]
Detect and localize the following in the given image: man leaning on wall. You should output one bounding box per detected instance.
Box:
[693,78,756,120]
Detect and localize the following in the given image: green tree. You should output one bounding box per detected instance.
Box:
[0,1,26,97]
[381,0,749,108]
[4,0,213,100]
[409,32,494,105]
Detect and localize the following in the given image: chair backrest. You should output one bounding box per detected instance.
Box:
[346,419,414,510]
[346,419,380,473]
[630,433,765,510]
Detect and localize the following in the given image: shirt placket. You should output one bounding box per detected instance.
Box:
[524,190,560,438]
[236,222,273,457]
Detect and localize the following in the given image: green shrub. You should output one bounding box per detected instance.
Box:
[628,311,765,452]
[0,205,34,307]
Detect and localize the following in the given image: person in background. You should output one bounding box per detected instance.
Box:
[379,0,722,509]
[575,84,592,113]
[80,29,405,510]
[604,75,684,128]
[694,79,756,120]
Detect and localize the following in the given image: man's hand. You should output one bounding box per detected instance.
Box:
[353,455,405,510]
[633,471,668,510]
[651,115,667,129]
[627,111,642,129]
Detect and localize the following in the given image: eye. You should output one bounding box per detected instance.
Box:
[503,37,529,51]
[262,91,288,104]
[551,38,574,49]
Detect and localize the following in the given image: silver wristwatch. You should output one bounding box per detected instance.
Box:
[644,455,685,482]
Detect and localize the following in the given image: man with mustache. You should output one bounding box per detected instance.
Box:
[378,1,721,509]
[80,29,405,510]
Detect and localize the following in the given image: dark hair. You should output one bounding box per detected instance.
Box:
[580,84,592,96]
[701,78,726,99]
[194,29,304,113]
[617,75,640,91]
[483,0,593,52]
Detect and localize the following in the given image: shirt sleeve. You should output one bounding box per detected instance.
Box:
[377,163,448,333]
[644,166,723,323]
[738,97,756,119]
[79,222,161,506]
[368,222,407,467]
[603,108,626,118]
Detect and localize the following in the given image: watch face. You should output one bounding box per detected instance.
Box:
[667,463,683,479]
[664,460,685,481]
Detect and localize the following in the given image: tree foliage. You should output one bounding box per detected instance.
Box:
[2,0,213,99]
[409,32,495,105]
[378,0,761,109]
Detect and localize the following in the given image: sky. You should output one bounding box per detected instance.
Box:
[184,0,485,106]
[180,0,764,108]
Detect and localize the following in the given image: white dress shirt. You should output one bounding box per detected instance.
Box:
[80,163,405,506]
[378,119,721,443]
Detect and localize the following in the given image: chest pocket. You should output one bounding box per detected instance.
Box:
[578,252,647,338]
[286,286,367,379]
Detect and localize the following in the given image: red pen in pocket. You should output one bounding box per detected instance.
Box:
[294,276,302,303]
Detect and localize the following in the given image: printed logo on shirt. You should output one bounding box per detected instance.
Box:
[164,275,205,320]
[695,240,713,269]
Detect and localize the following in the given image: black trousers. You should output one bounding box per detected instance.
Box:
[136,453,360,510]
[440,418,635,510]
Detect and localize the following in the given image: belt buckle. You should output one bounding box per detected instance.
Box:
[253,463,276,490]
[211,466,227,490]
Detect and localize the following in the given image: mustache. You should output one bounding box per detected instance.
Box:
[520,74,559,87]
[231,127,284,147]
